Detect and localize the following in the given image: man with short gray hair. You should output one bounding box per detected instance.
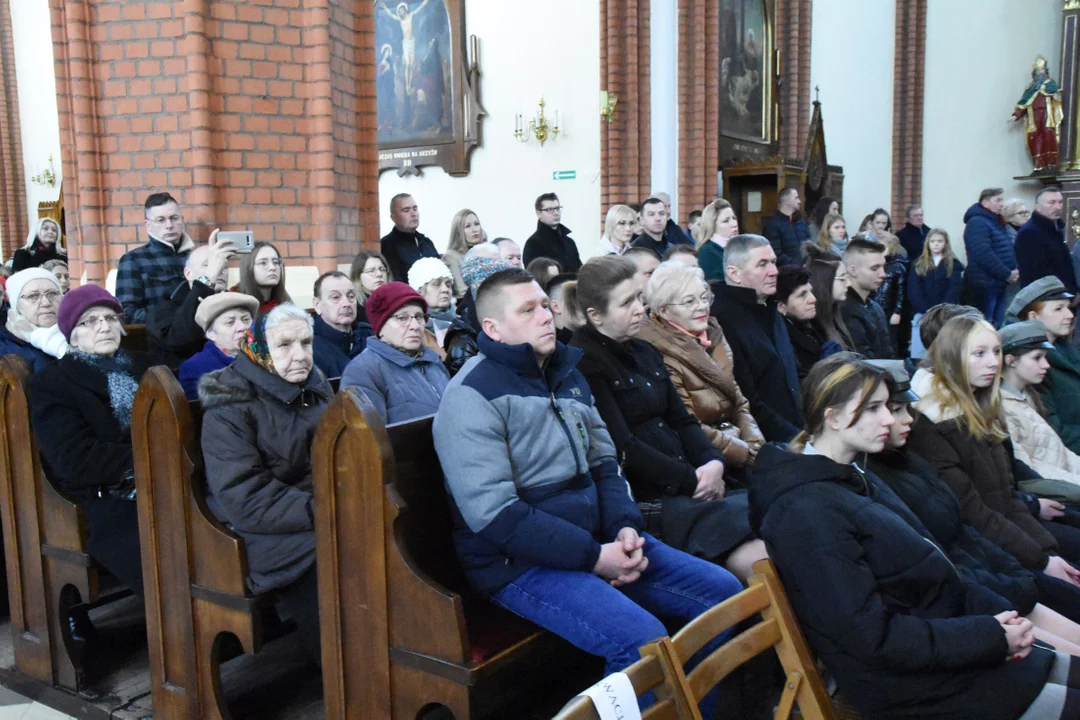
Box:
[1016,186,1075,294]
[710,234,802,440]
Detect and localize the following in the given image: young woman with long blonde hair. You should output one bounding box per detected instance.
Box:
[692,198,738,283]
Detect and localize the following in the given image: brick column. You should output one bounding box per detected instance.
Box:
[776,0,812,161]
[677,0,720,213]
[50,0,379,286]
[0,0,27,259]
[600,0,651,226]
[890,0,926,224]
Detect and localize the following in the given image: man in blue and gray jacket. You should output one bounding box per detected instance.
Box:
[433,268,742,685]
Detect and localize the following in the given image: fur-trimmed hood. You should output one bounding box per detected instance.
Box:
[198,353,332,411]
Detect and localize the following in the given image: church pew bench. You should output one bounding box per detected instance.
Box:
[312,388,598,720]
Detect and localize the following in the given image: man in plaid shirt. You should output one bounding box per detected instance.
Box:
[115,192,196,323]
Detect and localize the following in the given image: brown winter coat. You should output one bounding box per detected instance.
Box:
[636,315,764,467]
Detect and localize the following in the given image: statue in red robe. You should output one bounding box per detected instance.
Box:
[1011,56,1064,172]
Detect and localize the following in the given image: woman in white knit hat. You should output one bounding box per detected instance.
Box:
[408,256,456,347]
[0,267,69,373]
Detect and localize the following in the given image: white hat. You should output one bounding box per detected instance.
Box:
[407,257,453,292]
[6,268,61,306]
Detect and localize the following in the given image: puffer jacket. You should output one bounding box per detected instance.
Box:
[840,287,894,359]
[198,354,333,593]
[872,254,909,319]
[750,443,1048,720]
[1042,339,1080,456]
[1001,384,1080,490]
[443,314,479,377]
[963,203,1016,290]
[907,377,1058,571]
[635,315,763,466]
[339,337,450,424]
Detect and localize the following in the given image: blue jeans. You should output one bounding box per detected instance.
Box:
[492,534,742,710]
[969,284,1006,327]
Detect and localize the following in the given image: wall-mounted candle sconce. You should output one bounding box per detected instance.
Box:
[31,155,57,187]
[514,98,560,146]
[600,90,618,124]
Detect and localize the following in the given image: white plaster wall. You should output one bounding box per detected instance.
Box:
[809,0,895,226]
[9,0,62,237]
[922,0,1063,261]
[377,0,603,259]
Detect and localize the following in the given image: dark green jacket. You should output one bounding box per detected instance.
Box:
[698,241,726,283]
[1043,340,1080,456]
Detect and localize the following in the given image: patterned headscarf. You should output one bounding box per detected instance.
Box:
[461,256,510,292]
[239,314,274,372]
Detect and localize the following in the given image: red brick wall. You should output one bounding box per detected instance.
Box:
[890,0,926,225]
[50,0,378,286]
[600,0,651,223]
[776,0,812,161]
[677,0,720,214]
[0,0,27,259]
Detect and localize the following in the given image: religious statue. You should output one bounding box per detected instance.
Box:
[1010,55,1064,172]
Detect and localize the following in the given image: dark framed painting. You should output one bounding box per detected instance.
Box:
[375,0,485,177]
[718,0,776,147]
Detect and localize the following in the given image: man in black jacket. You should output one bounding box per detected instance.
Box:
[379,193,439,281]
[896,204,930,259]
[631,196,691,256]
[710,234,802,441]
[761,187,809,266]
[146,230,235,368]
[840,237,895,359]
[312,271,372,379]
[523,192,582,271]
[1016,187,1076,294]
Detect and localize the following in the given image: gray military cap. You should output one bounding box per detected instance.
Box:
[999,320,1054,355]
[1006,275,1074,322]
[866,359,919,403]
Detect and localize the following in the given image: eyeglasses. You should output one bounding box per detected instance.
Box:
[255,258,284,269]
[427,278,453,289]
[390,312,426,327]
[362,266,388,277]
[21,290,62,306]
[541,206,563,214]
[668,292,714,310]
[76,313,123,330]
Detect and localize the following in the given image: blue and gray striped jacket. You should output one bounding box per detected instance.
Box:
[433,333,643,597]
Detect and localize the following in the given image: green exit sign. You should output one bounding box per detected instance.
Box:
[552,170,576,181]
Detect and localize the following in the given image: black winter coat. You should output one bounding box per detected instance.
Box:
[868,449,1039,614]
[896,222,929,260]
[573,323,752,559]
[761,211,810,266]
[872,255,909,319]
[312,313,371,379]
[907,409,1058,571]
[710,283,802,442]
[12,240,66,272]
[443,314,478,377]
[198,355,333,593]
[840,287,894,358]
[783,317,825,379]
[750,443,1051,720]
[146,279,216,368]
[379,227,439,283]
[1015,211,1077,293]
[523,221,582,272]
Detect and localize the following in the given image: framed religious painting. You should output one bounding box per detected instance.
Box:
[718,0,780,164]
[375,0,485,177]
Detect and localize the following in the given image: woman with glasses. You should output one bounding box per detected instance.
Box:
[571,257,767,582]
[1004,199,1032,244]
[637,261,764,469]
[349,249,393,324]
[29,285,156,598]
[595,204,636,257]
[0,268,69,373]
[236,242,291,315]
[340,282,450,424]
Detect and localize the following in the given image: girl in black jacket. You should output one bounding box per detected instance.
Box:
[751,353,1080,720]
[869,360,1080,653]
[570,256,766,581]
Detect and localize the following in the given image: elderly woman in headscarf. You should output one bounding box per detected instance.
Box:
[13,218,67,271]
[444,252,510,376]
[198,304,333,662]
[30,286,153,596]
[0,268,69,373]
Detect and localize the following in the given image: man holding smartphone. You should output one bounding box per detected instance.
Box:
[146,229,237,368]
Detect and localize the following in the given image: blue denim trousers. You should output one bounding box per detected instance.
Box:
[969,284,1006,328]
[492,534,742,711]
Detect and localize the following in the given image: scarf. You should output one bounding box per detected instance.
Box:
[70,350,139,430]
[240,315,275,372]
[669,319,712,349]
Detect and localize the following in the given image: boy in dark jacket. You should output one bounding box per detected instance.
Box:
[840,237,895,358]
[522,193,582,271]
[434,269,741,693]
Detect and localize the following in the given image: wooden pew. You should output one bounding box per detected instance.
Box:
[0,354,109,692]
[132,366,284,720]
[312,388,597,720]
[120,324,148,354]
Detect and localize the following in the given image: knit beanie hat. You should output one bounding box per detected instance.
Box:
[461,256,510,291]
[365,282,427,336]
[6,268,61,306]
[407,257,453,292]
[57,284,124,341]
